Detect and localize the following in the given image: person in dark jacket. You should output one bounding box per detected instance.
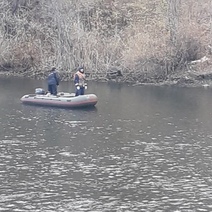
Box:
[74,67,87,96]
[47,67,60,95]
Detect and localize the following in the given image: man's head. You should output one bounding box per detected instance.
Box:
[51,67,56,72]
[78,67,84,73]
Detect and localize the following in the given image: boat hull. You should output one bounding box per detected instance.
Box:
[21,93,98,108]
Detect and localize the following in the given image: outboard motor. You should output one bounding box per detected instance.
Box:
[35,88,45,95]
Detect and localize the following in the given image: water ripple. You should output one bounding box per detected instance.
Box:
[1,109,212,211]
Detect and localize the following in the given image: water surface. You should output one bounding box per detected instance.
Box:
[1,77,212,211]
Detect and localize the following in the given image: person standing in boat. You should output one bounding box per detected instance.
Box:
[74,67,87,96]
[47,67,60,95]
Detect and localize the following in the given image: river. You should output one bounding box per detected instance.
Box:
[1,77,212,211]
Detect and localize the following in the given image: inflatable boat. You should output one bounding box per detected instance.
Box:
[21,92,98,108]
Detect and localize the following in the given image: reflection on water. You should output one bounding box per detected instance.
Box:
[1,78,212,211]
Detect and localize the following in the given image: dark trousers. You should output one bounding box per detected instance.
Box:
[48,84,57,95]
[75,87,85,96]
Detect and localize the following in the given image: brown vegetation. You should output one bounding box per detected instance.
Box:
[0,0,212,84]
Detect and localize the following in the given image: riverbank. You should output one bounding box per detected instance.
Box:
[114,56,212,88]
[1,56,212,88]
[1,0,211,90]
[0,69,212,88]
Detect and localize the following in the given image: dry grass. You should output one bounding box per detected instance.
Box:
[0,0,211,81]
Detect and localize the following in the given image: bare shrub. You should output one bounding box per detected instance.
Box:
[0,0,211,81]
